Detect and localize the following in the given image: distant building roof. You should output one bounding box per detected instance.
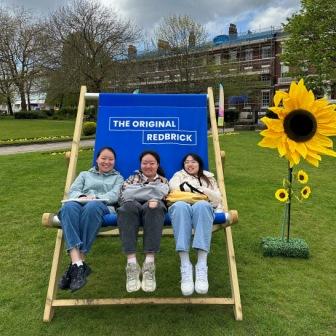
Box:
[213,27,283,46]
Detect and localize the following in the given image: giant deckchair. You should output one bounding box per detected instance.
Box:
[42,86,242,322]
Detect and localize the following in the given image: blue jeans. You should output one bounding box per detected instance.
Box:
[168,200,215,253]
[59,201,109,254]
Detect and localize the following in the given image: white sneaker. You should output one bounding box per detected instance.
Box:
[141,262,156,292]
[180,264,194,296]
[125,263,141,293]
[195,265,208,294]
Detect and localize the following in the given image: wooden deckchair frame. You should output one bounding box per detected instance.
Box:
[42,86,242,322]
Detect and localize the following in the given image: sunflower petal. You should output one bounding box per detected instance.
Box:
[286,138,297,153]
[260,129,283,138]
[306,151,321,160]
[277,140,287,157]
[273,91,288,107]
[260,117,283,132]
[313,133,333,148]
[258,137,279,148]
[305,155,320,167]
[295,142,308,158]
[306,141,336,157]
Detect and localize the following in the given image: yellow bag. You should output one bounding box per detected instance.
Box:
[166,190,208,205]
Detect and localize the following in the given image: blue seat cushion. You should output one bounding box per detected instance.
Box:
[102,212,227,227]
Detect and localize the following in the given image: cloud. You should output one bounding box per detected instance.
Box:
[2,0,301,37]
[103,0,277,29]
[102,0,300,37]
[248,5,300,31]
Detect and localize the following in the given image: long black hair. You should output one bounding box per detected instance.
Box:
[95,146,116,170]
[139,150,165,177]
[182,152,212,187]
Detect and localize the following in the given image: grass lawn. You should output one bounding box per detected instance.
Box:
[0,131,335,335]
[0,119,75,140]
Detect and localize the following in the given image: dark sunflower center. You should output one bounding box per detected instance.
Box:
[283,109,317,142]
[303,189,307,195]
[280,192,286,198]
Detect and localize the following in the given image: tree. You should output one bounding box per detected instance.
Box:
[44,0,139,100]
[0,54,15,114]
[0,7,45,111]
[282,0,336,93]
[154,15,208,91]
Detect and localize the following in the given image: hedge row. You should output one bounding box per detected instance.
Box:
[13,107,97,120]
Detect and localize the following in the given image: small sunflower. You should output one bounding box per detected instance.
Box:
[297,169,308,184]
[258,79,336,167]
[275,188,289,202]
[301,186,311,199]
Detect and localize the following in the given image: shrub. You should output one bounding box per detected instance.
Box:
[82,121,96,136]
[84,106,97,121]
[14,111,47,119]
[225,110,240,122]
[55,107,77,119]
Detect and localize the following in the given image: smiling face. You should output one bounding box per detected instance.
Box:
[183,155,200,176]
[96,149,115,173]
[140,153,159,179]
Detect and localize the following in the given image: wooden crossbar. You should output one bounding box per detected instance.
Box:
[52,297,235,307]
[42,86,242,322]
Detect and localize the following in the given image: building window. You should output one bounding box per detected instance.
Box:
[229,50,237,61]
[214,54,221,65]
[261,90,271,107]
[261,74,270,82]
[245,49,253,61]
[261,46,271,59]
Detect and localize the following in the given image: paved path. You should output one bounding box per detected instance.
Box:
[0,139,95,156]
[0,128,236,156]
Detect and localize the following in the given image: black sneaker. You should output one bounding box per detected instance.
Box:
[58,263,72,290]
[58,262,92,290]
[69,264,87,292]
[84,262,92,277]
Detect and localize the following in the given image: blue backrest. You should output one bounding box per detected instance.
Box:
[94,93,208,180]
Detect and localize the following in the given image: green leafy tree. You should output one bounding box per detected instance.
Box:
[282,0,336,93]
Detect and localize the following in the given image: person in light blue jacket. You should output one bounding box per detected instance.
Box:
[58,146,124,292]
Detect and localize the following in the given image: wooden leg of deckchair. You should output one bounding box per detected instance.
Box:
[43,229,64,322]
[224,226,243,320]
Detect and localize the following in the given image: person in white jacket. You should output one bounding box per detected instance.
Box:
[168,153,237,296]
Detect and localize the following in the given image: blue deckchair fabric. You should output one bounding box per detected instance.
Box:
[101,212,227,227]
[94,93,208,179]
[92,92,227,226]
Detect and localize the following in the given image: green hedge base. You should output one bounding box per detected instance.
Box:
[261,237,310,258]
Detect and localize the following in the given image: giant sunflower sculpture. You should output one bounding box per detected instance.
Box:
[258,79,336,258]
[258,79,336,167]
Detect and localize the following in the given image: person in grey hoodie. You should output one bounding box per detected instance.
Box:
[117,150,169,293]
[58,146,124,292]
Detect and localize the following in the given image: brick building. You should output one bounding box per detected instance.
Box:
[111,24,297,121]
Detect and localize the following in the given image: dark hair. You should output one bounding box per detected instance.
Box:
[182,153,212,187]
[139,150,165,177]
[95,146,116,170]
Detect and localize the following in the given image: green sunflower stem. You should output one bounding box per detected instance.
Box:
[286,163,293,242]
[281,203,288,240]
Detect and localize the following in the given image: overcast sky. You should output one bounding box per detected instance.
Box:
[1,0,301,38]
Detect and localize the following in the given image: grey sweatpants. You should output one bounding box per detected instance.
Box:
[117,200,166,254]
